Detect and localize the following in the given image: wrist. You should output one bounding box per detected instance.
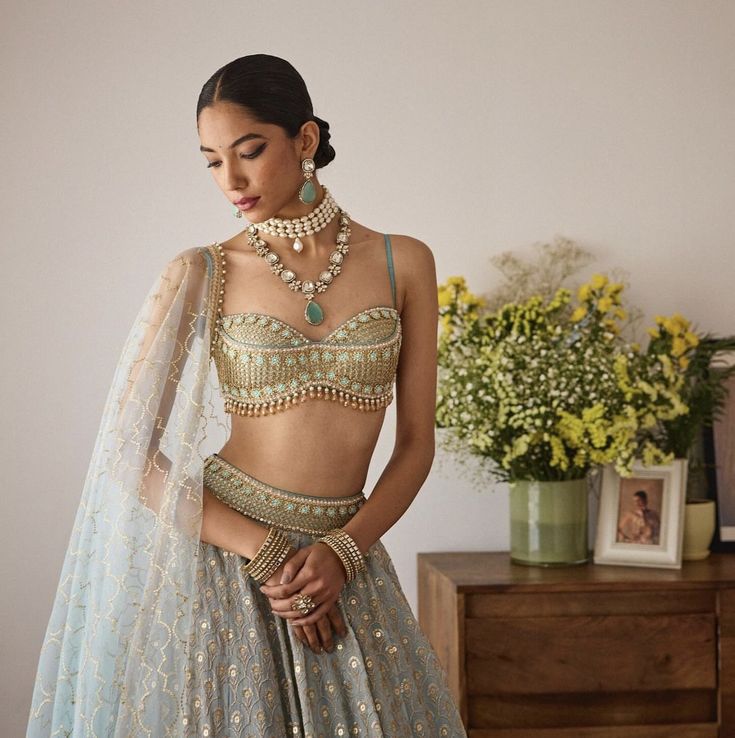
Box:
[317,528,368,583]
[242,527,293,583]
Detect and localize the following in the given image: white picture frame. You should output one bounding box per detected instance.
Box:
[593,458,688,569]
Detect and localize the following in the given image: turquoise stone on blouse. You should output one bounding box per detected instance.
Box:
[305,299,324,325]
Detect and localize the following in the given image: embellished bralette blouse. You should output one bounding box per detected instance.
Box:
[200,234,402,416]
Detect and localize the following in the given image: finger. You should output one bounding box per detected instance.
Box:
[258,549,308,596]
[267,586,324,618]
[315,617,334,652]
[279,546,310,584]
[327,604,348,637]
[292,624,308,648]
[259,555,313,598]
[300,623,322,653]
[290,599,333,628]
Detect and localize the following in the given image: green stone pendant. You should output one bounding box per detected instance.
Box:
[299,178,317,204]
[305,299,324,325]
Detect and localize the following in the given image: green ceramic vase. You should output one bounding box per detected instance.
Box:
[509,478,590,566]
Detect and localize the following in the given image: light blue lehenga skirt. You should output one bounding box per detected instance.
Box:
[187,453,468,737]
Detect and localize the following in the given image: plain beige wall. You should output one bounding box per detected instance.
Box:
[3,0,734,731]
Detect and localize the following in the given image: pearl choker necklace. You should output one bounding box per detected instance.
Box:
[253,186,340,253]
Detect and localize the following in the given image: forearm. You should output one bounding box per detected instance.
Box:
[201,486,271,559]
[340,439,434,555]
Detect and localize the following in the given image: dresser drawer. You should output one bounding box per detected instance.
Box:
[465,590,717,731]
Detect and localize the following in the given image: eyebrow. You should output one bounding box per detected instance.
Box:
[199,132,266,153]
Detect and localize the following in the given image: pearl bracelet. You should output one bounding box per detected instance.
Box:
[243,526,293,584]
[317,528,368,582]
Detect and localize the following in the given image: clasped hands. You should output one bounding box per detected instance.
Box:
[258,541,348,654]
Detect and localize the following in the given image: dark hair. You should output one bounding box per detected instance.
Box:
[196,54,336,169]
[634,490,648,503]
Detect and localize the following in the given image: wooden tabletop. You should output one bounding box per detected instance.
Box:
[417,550,735,592]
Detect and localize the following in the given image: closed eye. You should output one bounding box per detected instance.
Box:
[206,143,267,168]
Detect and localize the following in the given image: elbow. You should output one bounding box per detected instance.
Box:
[394,433,435,471]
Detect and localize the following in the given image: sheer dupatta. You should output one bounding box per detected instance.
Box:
[27,245,230,737]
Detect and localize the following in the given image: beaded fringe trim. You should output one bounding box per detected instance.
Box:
[223,386,394,416]
[202,454,367,535]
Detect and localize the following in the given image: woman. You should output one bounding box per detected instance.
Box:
[27,53,467,737]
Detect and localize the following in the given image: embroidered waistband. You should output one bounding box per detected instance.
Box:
[202,453,367,535]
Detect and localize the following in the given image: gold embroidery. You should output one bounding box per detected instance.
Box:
[203,453,367,535]
[202,243,402,416]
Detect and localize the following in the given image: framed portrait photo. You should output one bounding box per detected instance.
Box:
[594,458,688,569]
[704,349,735,552]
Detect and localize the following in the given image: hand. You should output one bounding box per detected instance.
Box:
[259,541,347,628]
[291,603,348,654]
[260,546,301,589]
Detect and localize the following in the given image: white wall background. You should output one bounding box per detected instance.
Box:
[3,0,734,732]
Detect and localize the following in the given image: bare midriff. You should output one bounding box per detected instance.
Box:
[216,401,388,499]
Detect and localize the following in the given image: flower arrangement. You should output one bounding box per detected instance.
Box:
[639,316,735,498]
[436,271,693,484]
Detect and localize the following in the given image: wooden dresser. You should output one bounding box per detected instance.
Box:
[417,551,735,738]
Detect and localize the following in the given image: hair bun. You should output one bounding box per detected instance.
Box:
[311,115,336,169]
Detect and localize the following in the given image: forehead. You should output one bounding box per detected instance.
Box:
[197,102,277,150]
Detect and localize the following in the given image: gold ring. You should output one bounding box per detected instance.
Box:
[291,593,316,615]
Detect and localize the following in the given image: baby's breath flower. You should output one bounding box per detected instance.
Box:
[436,268,691,483]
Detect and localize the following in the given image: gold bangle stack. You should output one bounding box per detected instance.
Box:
[317,527,368,582]
[243,526,293,584]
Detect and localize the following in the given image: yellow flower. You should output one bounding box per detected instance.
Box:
[549,435,569,470]
[657,312,691,337]
[605,281,625,295]
[577,283,592,302]
[678,355,690,370]
[671,336,687,357]
[597,296,613,313]
[582,403,605,423]
[591,273,609,290]
[571,306,587,322]
[614,308,627,320]
[445,276,466,288]
[684,331,699,347]
[647,327,660,339]
[670,313,690,332]
[642,412,657,428]
[459,291,480,305]
[438,288,453,307]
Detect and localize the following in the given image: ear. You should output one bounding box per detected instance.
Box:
[297,119,321,159]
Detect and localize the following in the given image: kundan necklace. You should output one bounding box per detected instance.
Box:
[253,186,340,254]
[245,208,351,326]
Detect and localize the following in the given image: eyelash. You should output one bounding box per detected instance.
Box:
[207,144,266,168]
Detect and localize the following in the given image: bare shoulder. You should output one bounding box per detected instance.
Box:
[386,234,437,310]
[387,233,435,271]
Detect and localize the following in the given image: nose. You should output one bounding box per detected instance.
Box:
[221,159,246,192]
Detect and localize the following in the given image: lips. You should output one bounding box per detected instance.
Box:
[235,196,259,206]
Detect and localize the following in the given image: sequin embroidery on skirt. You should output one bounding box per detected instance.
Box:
[184,454,468,737]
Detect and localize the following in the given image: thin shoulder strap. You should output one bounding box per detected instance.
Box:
[202,243,225,350]
[383,233,397,308]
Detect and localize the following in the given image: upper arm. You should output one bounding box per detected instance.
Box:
[391,235,439,453]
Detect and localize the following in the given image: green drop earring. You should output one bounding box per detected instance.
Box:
[298,158,317,204]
